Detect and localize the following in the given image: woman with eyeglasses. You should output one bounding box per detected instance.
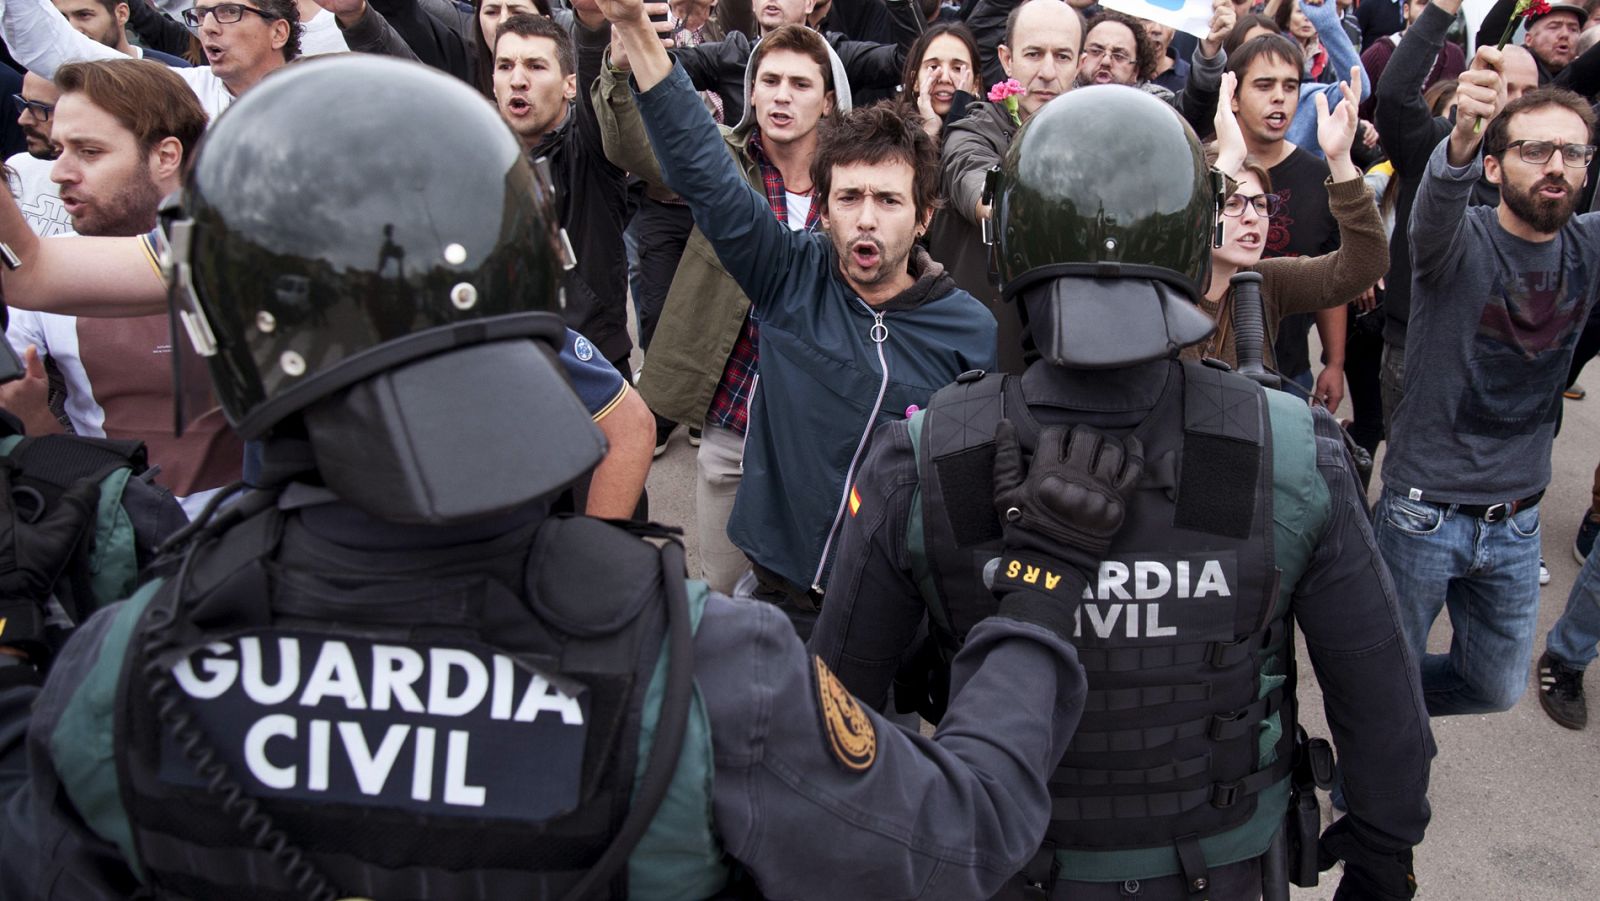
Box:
[1193,70,1388,374]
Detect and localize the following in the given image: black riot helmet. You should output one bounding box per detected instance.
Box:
[163,55,604,524]
[994,85,1218,369]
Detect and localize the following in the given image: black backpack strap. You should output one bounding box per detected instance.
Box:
[560,534,696,901]
[7,434,148,490]
[924,370,1009,549]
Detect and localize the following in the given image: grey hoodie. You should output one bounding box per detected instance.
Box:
[732,32,856,133]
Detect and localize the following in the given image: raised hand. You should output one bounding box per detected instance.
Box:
[594,0,648,26]
[1213,71,1246,176]
[1201,0,1237,59]
[1316,66,1363,180]
[916,68,942,139]
[1455,45,1507,155]
[309,0,367,26]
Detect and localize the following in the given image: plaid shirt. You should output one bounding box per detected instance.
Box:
[704,131,819,435]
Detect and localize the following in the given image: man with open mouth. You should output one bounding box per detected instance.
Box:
[1226,31,1356,417]
[1376,52,1600,722]
[599,10,995,631]
[0,0,410,119]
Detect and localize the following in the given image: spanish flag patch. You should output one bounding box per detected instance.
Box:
[848,484,862,517]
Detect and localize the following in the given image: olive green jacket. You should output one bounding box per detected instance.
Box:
[594,60,761,426]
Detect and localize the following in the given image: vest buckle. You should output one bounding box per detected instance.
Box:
[1208,709,1245,741]
[1210,780,1241,808]
[1208,637,1249,668]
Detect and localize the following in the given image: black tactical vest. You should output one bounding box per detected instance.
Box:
[114,501,689,900]
[912,361,1294,858]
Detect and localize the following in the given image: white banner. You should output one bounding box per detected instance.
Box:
[1098,0,1217,40]
[1461,0,1502,50]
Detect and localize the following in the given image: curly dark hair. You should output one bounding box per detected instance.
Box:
[812,101,942,221]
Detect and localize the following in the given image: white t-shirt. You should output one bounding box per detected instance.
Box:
[4,153,74,238]
[300,8,350,56]
[784,191,812,231]
[3,0,237,117]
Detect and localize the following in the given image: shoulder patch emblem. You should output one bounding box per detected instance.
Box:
[812,656,876,772]
[573,335,595,362]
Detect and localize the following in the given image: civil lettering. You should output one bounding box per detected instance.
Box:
[244,714,297,790]
[412,726,436,802]
[167,633,588,819]
[237,718,490,808]
[1085,603,1122,638]
[173,635,586,722]
[308,719,330,791]
[1146,604,1177,638]
[1073,603,1178,639]
[341,721,410,795]
[445,730,486,806]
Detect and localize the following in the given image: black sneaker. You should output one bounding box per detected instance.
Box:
[687,427,702,447]
[653,422,676,458]
[1576,511,1599,564]
[1538,651,1588,730]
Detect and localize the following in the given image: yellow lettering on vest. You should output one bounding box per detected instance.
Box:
[1023,565,1040,584]
[1006,560,1022,578]
[1045,572,1062,590]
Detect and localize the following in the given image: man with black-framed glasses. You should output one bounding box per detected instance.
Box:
[1375,54,1600,720]
[0,0,296,114]
[1075,8,1172,104]
[0,0,410,116]
[4,72,72,238]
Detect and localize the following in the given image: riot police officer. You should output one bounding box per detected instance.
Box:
[0,55,1150,900]
[810,86,1436,900]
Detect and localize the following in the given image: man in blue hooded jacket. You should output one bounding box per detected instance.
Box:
[601,12,996,633]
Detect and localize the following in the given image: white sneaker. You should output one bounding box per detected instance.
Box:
[1540,559,1552,586]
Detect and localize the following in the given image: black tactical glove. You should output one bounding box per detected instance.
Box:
[1318,816,1417,900]
[0,468,100,663]
[989,419,1143,639]
[992,420,1143,573]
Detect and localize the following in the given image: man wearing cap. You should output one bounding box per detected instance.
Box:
[1477,0,1588,81]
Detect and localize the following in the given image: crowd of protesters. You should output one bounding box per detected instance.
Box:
[0,0,1597,862]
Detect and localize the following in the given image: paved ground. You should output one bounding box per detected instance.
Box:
[635,346,1600,898]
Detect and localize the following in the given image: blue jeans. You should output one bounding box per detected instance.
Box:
[1372,489,1543,715]
[1546,540,1600,669]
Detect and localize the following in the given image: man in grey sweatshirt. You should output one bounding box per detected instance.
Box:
[1374,48,1600,716]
